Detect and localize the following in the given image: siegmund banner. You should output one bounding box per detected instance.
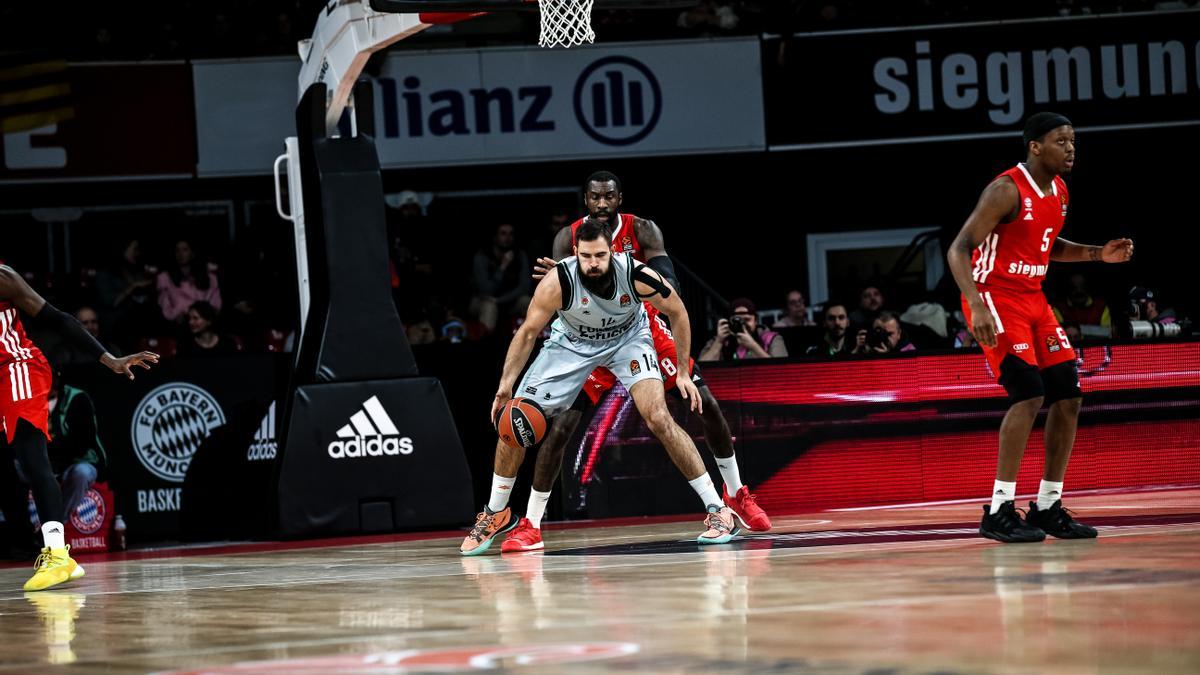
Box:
[766,10,1200,149]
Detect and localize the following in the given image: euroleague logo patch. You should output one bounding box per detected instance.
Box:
[131,383,226,482]
[1046,334,1061,353]
[630,359,641,375]
[69,488,106,535]
[619,294,631,307]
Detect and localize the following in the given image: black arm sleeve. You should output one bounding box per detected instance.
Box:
[645,256,679,292]
[34,303,106,361]
[633,265,673,300]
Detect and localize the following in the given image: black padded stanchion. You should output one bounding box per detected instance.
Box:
[276,80,473,536]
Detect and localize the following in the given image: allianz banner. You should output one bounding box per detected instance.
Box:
[766,11,1200,148]
[193,38,764,175]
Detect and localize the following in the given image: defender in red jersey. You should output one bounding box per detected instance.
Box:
[0,266,158,591]
[947,113,1133,544]
[497,172,770,553]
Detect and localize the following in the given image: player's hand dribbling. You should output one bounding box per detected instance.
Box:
[1100,238,1134,263]
[490,390,512,427]
[531,257,558,280]
[676,376,703,414]
[968,299,998,347]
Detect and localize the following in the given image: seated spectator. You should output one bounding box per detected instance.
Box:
[95,238,159,352]
[1054,272,1110,333]
[773,289,816,328]
[807,303,854,356]
[158,239,221,324]
[470,223,532,334]
[1061,320,1084,347]
[43,306,121,369]
[849,284,887,329]
[177,301,239,357]
[1128,286,1178,324]
[406,317,437,346]
[45,374,106,519]
[677,1,740,35]
[527,208,573,263]
[854,310,916,354]
[15,373,107,532]
[700,298,788,361]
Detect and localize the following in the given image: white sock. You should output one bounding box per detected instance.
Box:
[42,521,66,550]
[989,480,1017,515]
[688,474,722,511]
[715,455,744,493]
[525,489,552,529]
[487,473,516,513]
[1038,480,1064,510]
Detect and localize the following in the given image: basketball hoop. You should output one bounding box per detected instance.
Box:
[537,0,595,48]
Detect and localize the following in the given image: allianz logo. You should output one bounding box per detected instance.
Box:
[328,395,414,459]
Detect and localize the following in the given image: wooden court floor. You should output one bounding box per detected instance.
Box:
[1,487,1198,674]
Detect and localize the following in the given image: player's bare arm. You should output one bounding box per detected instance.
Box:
[946,178,1019,348]
[532,225,574,280]
[634,263,701,413]
[1050,236,1134,263]
[0,265,159,379]
[633,218,683,289]
[492,270,563,422]
[633,218,666,259]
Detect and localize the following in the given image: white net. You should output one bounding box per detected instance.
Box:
[538,0,595,48]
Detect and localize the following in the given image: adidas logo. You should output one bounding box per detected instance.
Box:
[247,401,278,461]
[327,395,414,459]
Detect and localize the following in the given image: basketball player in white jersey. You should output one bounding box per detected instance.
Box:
[461,220,738,555]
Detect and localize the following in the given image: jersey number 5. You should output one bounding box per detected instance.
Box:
[1041,228,1053,252]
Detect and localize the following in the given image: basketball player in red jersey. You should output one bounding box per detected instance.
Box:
[948,113,1133,543]
[0,265,158,589]
[499,171,771,552]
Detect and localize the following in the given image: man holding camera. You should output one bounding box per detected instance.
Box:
[700,298,788,361]
[947,112,1133,545]
[852,311,915,354]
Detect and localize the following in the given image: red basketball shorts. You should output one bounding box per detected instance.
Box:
[962,289,1076,381]
[0,356,52,443]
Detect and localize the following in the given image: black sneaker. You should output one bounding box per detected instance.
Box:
[1026,500,1098,539]
[980,502,1046,543]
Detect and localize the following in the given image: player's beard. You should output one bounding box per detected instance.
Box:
[579,264,615,297]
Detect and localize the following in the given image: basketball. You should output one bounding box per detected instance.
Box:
[494,397,548,449]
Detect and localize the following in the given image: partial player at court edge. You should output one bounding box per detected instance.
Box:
[0,265,158,591]
[947,112,1134,544]
[462,219,739,555]
[494,171,770,553]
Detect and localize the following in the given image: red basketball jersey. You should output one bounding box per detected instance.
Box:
[0,301,43,368]
[971,164,1069,294]
[570,213,643,261]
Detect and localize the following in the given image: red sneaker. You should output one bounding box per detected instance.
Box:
[501,518,544,552]
[723,486,771,532]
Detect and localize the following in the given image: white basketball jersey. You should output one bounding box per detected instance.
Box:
[553,252,645,343]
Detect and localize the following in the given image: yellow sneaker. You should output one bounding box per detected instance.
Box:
[23,546,80,592]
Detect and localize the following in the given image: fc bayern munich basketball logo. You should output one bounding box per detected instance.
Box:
[69,488,106,535]
[131,383,226,483]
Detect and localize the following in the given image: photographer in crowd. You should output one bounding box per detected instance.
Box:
[701,298,788,361]
[853,310,916,354]
[1128,286,1177,326]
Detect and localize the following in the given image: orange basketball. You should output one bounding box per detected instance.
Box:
[495,397,548,449]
